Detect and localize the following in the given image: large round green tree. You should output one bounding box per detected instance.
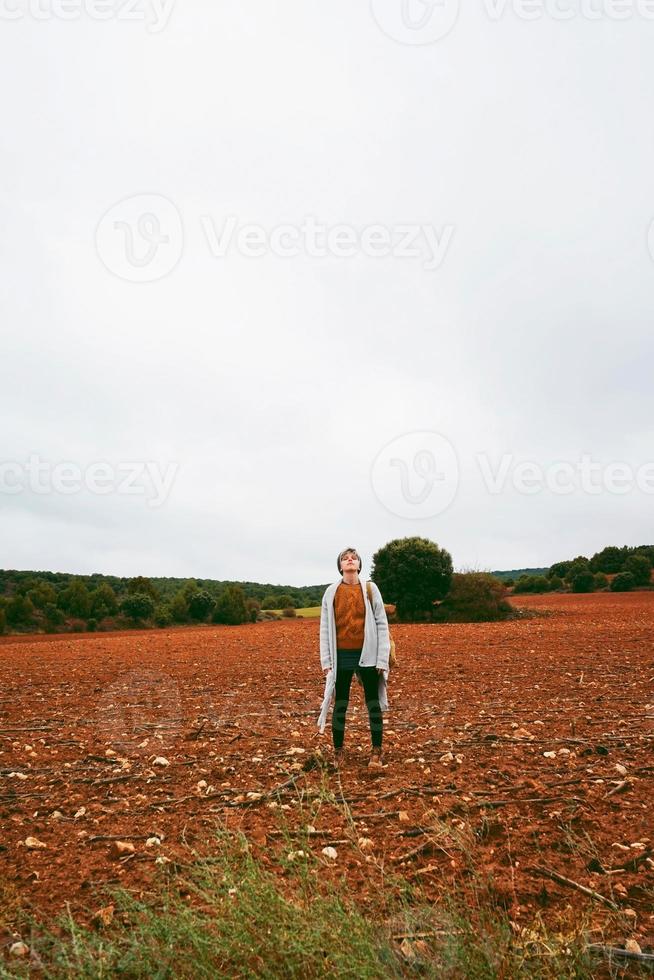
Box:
[370,537,453,621]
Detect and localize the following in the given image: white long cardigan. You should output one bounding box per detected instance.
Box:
[317,577,391,734]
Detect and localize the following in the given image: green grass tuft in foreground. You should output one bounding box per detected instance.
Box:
[1,827,626,980]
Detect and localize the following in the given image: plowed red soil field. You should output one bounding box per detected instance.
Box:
[1,591,653,949]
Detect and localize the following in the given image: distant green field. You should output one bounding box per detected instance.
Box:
[270,606,320,617]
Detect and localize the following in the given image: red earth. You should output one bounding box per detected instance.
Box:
[1,591,653,952]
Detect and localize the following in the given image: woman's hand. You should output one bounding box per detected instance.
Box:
[323,667,331,676]
[376,667,385,675]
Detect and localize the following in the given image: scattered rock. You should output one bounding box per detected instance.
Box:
[24,837,47,850]
[322,846,338,860]
[92,904,114,929]
[109,840,136,859]
[152,756,170,767]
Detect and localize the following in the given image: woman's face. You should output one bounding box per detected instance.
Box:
[340,550,360,572]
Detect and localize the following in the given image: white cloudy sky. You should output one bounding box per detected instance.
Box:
[1,0,653,586]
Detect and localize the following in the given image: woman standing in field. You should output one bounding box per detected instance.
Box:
[317,547,391,769]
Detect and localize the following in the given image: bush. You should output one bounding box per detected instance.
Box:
[0,608,5,635]
[610,571,635,592]
[548,560,573,579]
[281,607,296,618]
[188,590,215,621]
[371,536,453,622]
[121,592,155,623]
[57,579,92,619]
[589,545,628,574]
[272,593,292,608]
[434,572,516,623]
[86,618,97,632]
[564,558,590,585]
[154,605,173,627]
[90,583,118,618]
[593,572,609,590]
[549,575,564,590]
[28,582,57,609]
[70,618,86,633]
[570,569,595,593]
[126,576,159,600]
[6,594,35,628]
[632,544,654,565]
[246,598,261,623]
[44,603,65,630]
[513,575,551,594]
[624,554,652,587]
[212,585,248,625]
[169,591,189,623]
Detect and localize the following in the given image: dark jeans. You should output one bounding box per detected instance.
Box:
[332,649,383,750]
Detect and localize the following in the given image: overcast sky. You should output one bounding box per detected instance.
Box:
[1,0,653,586]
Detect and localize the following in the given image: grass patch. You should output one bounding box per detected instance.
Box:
[268,607,320,618]
[1,824,624,979]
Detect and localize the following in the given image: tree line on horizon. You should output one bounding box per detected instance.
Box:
[508,544,654,595]
[0,537,515,634]
[0,569,326,636]
[1,540,652,636]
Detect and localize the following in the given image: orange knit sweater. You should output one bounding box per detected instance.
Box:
[333,581,365,648]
